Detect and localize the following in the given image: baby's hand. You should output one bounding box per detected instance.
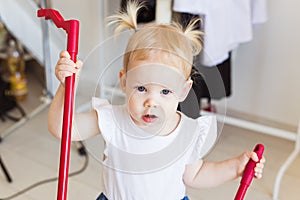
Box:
[238,151,266,179]
[253,154,265,179]
[55,50,83,85]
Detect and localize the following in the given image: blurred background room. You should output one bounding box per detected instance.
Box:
[0,0,299,199]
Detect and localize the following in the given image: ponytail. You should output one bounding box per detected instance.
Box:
[107,0,143,35]
[183,18,203,56]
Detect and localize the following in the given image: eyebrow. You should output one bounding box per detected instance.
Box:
[134,81,144,85]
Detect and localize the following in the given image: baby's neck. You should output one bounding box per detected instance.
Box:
[157,112,181,136]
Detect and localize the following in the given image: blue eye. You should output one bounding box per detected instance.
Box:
[137,86,146,92]
[161,89,171,95]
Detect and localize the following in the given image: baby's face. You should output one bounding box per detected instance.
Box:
[120,60,192,134]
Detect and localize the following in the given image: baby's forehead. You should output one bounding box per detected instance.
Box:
[128,62,181,72]
[126,50,189,75]
[125,63,186,94]
[126,63,184,78]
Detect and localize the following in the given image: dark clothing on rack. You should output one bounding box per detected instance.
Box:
[194,54,232,99]
[177,12,232,100]
[175,12,232,118]
[121,0,156,23]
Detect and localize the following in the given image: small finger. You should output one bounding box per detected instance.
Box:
[56,60,78,73]
[254,165,263,173]
[250,152,259,162]
[256,162,264,169]
[57,69,76,78]
[57,71,73,82]
[57,57,76,67]
[76,60,83,69]
[255,172,262,179]
[260,156,266,164]
[59,50,70,59]
[58,65,78,74]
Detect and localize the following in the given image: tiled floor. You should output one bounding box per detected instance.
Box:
[1,70,300,200]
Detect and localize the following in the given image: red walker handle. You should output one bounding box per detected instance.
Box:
[234,144,264,200]
[37,9,79,200]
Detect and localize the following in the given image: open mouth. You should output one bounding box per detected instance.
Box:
[142,114,158,123]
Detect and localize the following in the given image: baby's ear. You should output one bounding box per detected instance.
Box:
[179,79,193,102]
[119,69,126,93]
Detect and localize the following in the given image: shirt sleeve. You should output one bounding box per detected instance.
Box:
[187,115,218,164]
[92,97,113,142]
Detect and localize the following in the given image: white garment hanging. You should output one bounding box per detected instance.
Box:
[251,0,268,24]
[173,0,267,66]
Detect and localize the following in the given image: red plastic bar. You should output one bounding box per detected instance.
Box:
[234,144,265,200]
[37,9,79,200]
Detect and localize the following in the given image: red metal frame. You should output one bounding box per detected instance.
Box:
[234,144,265,200]
[37,9,79,200]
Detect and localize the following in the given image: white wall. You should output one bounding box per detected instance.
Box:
[51,0,103,59]
[225,0,300,127]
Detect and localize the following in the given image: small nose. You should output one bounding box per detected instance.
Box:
[144,98,158,108]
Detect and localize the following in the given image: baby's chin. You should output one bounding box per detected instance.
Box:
[132,116,167,134]
[131,116,160,127]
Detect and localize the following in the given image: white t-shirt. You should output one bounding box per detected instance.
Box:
[92,98,217,200]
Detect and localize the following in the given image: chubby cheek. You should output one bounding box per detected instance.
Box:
[126,94,142,117]
[165,101,179,115]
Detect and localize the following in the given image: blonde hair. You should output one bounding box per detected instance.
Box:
[107,0,203,79]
